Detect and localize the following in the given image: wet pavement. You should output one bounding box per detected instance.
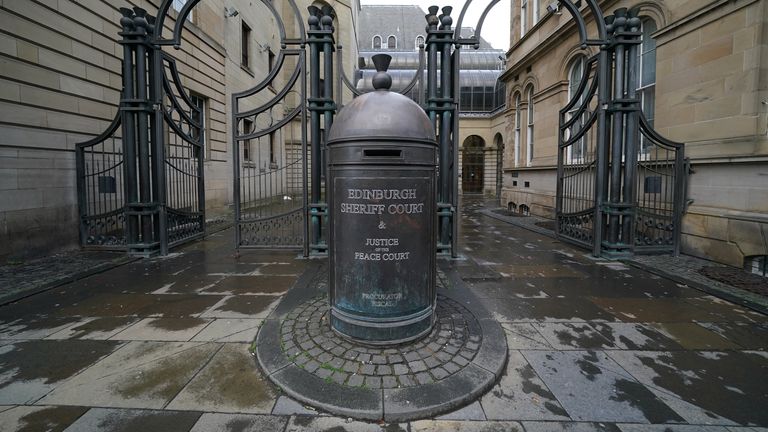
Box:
[0,198,767,431]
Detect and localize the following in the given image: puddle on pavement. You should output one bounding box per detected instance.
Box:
[55,317,138,339]
[0,340,121,388]
[206,276,296,295]
[549,324,612,349]
[16,405,88,432]
[212,296,279,316]
[635,351,768,425]
[610,378,684,423]
[651,323,741,350]
[517,364,569,417]
[147,318,209,332]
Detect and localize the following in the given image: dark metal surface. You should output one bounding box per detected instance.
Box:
[76,4,207,256]
[232,0,308,253]
[327,57,438,344]
[555,5,686,258]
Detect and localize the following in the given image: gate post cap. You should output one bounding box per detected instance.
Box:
[371,54,392,90]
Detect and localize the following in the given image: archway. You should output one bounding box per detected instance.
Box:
[462,135,485,194]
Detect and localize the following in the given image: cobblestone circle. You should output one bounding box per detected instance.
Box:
[280,294,482,389]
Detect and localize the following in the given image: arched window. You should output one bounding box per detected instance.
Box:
[373,35,381,49]
[526,86,534,166]
[513,92,521,167]
[415,35,425,49]
[567,55,587,161]
[387,35,397,49]
[637,18,657,154]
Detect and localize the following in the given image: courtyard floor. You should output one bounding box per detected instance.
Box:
[0,199,766,431]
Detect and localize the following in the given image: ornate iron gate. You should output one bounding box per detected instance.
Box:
[75,3,206,256]
[555,5,686,257]
[556,55,600,250]
[76,114,126,249]
[634,117,685,254]
[232,0,308,253]
[161,53,205,248]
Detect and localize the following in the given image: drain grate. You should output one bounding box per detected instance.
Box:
[699,266,768,297]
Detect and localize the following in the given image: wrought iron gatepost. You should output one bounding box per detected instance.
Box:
[307,5,337,256]
[555,2,685,258]
[117,7,164,256]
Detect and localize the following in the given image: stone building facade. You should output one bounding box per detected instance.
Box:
[0,0,358,259]
[500,0,768,269]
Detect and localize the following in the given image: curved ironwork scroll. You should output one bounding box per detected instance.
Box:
[76,112,127,249]
[231,1,309,253]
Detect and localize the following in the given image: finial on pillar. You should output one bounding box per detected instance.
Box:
[371,54,392,91]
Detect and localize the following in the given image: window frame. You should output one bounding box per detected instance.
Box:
[372,35,382,49]
[566,55,588,163]
[526,86,534,166]
[387,35,397,49]
[637,17,657,155]
[514,92,521,167]
[188,92,208,160]
[415,35,425,50]
[520,0,528,37]
[241,21,251,69]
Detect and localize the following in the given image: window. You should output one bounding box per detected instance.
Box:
[415,35,425,49]
[241,21,251,68]
[526,86,534,166]
[172,0,193,21]
[520,0,528,37]
[373,35,381,49]
[567,56,587,162]
[637,18,657,154]
[532,0,540,25]
[514,92,521,167]
[387,35,396,49]
[189,93,207,158]
[242,119,253,162]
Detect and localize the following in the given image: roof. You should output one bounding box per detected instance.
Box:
[358,5,496,51]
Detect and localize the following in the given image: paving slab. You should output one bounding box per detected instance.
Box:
[62,407,201,432]
[648,323,742,350]
[45,317,141,340]
[272,395,324,416]
[0,316,81,340]
[411,420,524,431]
[480,350,569,421]
[284,416,406,431]
[204,275,297,295]
[167,343,278,413]
[0,340,122,404]
[522,350,683,423]
[617,424,730,431]
[522,421,622,432]
[190,318,263,342]
[199,295,281,319]
[607,350,768,426]
[0,405,88,432]
[589,323,684,351]
[533,323,615,350]
[483,297,618,323]
[500,323,553,350]
[110,318,211,341]
[435,401,487,420]
[695,322,768,350]
[188,413,288,432]
[39,341,220,409]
